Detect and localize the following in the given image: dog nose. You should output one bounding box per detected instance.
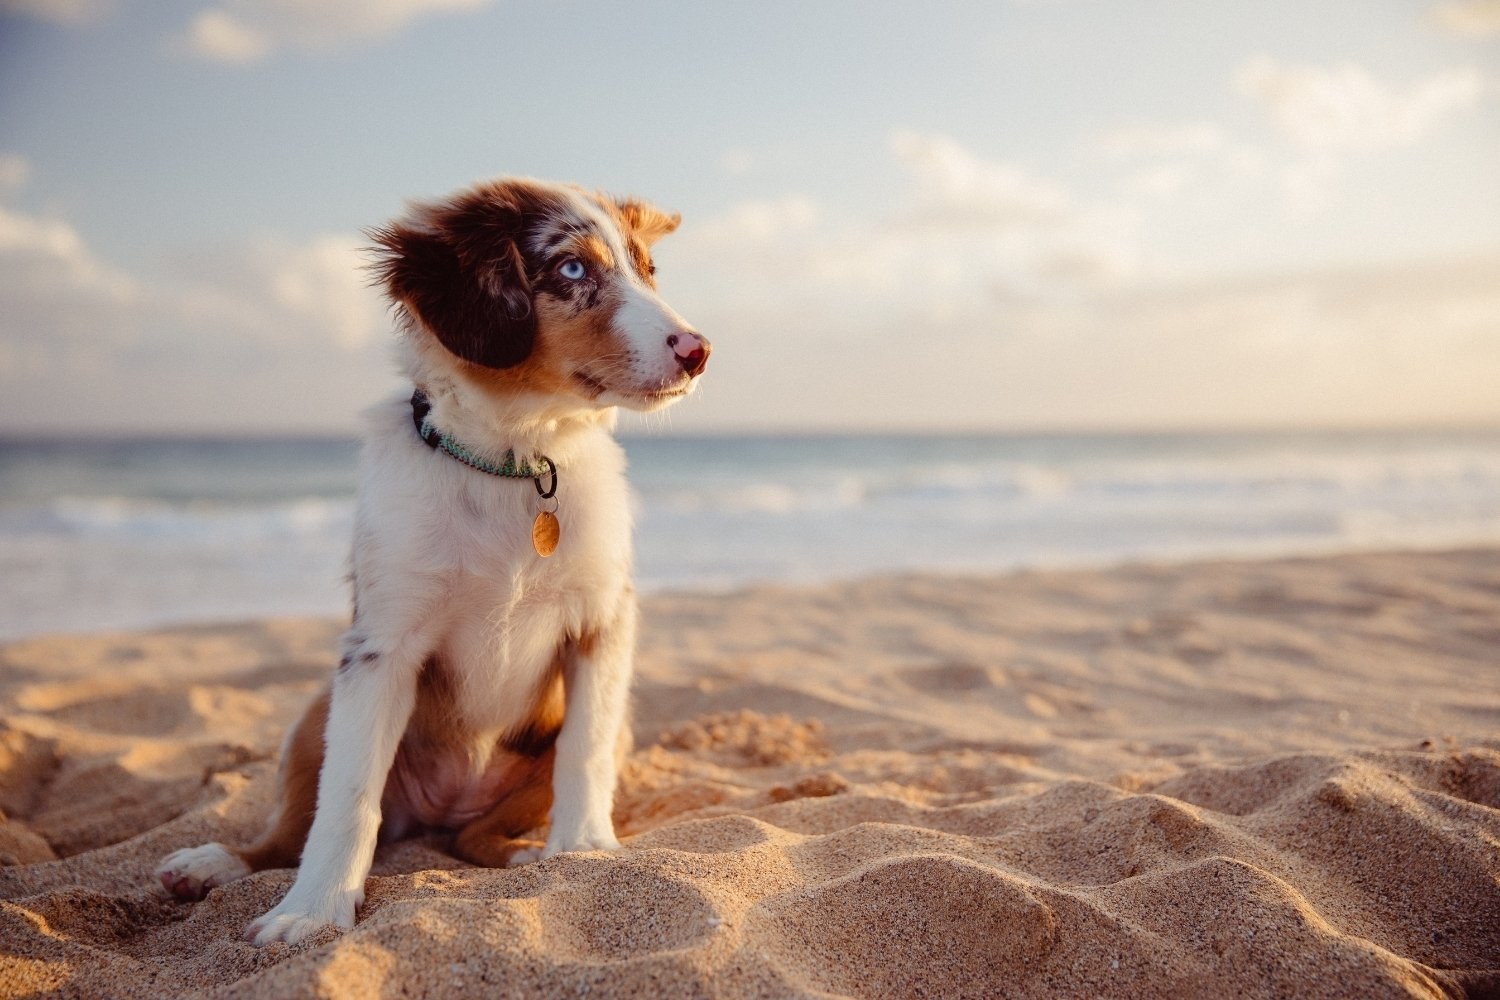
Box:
[667,331,711,377]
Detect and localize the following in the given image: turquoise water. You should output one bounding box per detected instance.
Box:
[3,429,1500,638]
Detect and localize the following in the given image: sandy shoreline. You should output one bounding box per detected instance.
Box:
[1,549,1498,998]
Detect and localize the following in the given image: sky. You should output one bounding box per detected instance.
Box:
[1,0,1497,435]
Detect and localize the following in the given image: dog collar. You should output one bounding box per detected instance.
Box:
[410,389,558,492]
[410,388,561,556]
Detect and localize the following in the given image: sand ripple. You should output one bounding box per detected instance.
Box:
[2,552,1499,998]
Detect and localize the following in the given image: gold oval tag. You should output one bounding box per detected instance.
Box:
[532,510,560,557]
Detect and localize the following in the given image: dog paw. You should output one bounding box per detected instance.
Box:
[505,845,544,867]
[508,830,622,867]
[245,889,359,947]
[156,843,251,901]
[550,832,622,856]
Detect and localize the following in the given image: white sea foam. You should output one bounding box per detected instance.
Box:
[3,430,1499,639]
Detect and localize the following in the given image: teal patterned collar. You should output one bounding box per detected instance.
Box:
[410,389,557,495]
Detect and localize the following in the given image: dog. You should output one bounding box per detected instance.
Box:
[155,177,709,946]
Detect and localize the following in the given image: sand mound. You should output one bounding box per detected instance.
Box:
[2,550,1498,998]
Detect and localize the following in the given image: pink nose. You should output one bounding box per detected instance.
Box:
[667,331,711,377]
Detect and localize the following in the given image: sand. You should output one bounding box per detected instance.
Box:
[1,548,1498,999]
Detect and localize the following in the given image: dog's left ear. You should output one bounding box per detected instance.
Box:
[616,199,681,247]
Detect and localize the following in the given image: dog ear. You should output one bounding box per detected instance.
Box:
[368,200,536,370]
[615,198,681,247]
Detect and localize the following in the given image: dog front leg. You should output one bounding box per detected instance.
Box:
[518,604,637,863]
[245,647,420,946]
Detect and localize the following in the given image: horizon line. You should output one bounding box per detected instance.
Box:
[4,419,1500,445]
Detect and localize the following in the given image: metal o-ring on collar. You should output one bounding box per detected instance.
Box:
[533,456,558,500]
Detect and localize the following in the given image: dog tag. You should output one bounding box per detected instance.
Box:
[532,510,560,557]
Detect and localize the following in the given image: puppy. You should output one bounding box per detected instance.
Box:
[155,177,709,946]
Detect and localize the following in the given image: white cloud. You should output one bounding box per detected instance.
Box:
[889,130,1070,229]
[886,132,1136,297]
[175,0,493,63]
[1236,56,1485,152]
[665,125,1500,431]
[159,232,387,355]
[1094,121,1268,206]
[0,0,111,24]
[1049,252,1500,427]
[265,235,386,350]
[1227,57,1488,216]
[0,203,396,431]
[180,9,271,65]
[690,196,820,246]
[665,133,1136,353]
[1435,0,1500,36]
[0,204,137,306]
[696,250,1500,432]
[0,204,146,399]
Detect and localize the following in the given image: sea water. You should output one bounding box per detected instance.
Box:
[3,429,1499,639]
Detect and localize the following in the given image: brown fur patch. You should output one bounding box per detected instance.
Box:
[233,686,329,872]
[612,198,681,246]
[570,234,616,273]
[451,746,555,867]
[600,196,680,287]
[402,654,463,750]
[368,179,576,371]
[501,653,567,757]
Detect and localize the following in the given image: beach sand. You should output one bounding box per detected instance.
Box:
[1,548,1498,998]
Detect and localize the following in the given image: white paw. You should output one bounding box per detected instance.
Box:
[547,832,622,857]
[156,843,251,901]
[508,829,622,867]
[506,845,543,867]
[245,888,360,946]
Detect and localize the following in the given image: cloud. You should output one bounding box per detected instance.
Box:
[0,202,397,432]
[180,9,270,65]
[663,132,1137,358]
[1235,56,1485,152]
[0,203,142,383]
[1041,251,1500,427]
[1435,0,1500,36]
[691,196,821,246]
[157,232,388,358]
[889,130,1070,230]
[691,250,1500,432]
[174,0,492,64]
[263,236,386,350]
[0,204,138,311]
[0,0,112,24]
[664,128,1500,431]
[1094,122,1268,203]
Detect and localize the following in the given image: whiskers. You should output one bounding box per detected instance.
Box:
[573,350,641,391]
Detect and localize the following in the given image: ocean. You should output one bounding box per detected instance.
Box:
[3,429,1499,640]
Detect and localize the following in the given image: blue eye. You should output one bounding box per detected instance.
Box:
[558,258,587,281]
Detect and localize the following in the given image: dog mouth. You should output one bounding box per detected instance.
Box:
[572,370,693,405]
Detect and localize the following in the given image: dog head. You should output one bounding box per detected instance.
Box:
[370,177,709,412]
